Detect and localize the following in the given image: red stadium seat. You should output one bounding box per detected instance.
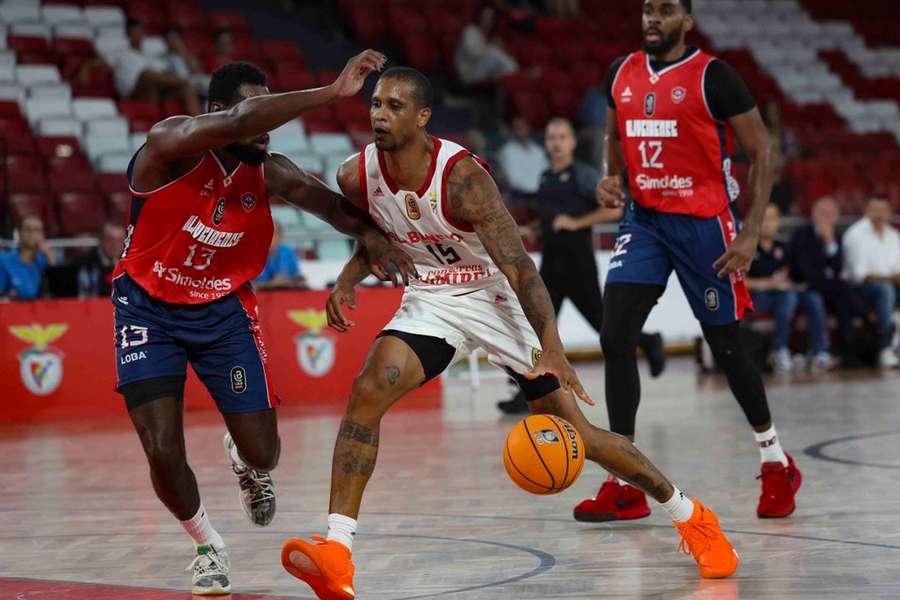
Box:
[0,101,24,121]
[260,41,303,63]
[49,169,95,194]
[403,34,440,72]
[37,136,83,158]
[47,155,92,177]
[7,156,46,193]
[118,100,161,122]
[106,191,132,226]
[168,5,206,29]
[209,10,250,32]
[57,192,106,237]
[1,131,38,156]
[549,90,579,121]
[8,36,50,55]
[97,172,129,195]
[333,98,370,124]
[9,192,51,227]
[510,91,550,129]
[54,37,96,58]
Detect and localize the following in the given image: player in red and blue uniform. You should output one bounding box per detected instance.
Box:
[113,52,416,595]
[573,0,802,523]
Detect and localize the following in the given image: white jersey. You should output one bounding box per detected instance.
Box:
[359,137,504,294]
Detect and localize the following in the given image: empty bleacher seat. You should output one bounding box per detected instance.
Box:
[284,152,324,175]
[53,24,94,40]
[316,239,353,260]
[268,119,309,154]
[41,5,85,27]
[308,132,353,156]
[57,191,106,236]
[28,83,72,101]
[1,4,41,25]
[15,64,61,86]
[9,192,50,226]
[72,97,117,120]
[25,97,71,124]
[84,133,130,161]
[85,117,128,138]
[0,83,25,102]
[49,169,94,193]
[98,152,132,172]
[38,117,82,138]
[10,23,52,39]
[129,131,146,152]
[83,6,126,29]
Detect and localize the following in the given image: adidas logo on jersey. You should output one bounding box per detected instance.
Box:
[200,178,216,197]
[373,186,385,197]
[621,86,633,103]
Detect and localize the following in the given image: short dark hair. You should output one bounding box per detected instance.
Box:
[378,66,433,109]
[208,62,267,108]
[645,0,691,13]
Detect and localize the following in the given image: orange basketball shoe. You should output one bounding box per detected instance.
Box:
[281,536,356,600]
[673,499,739,579]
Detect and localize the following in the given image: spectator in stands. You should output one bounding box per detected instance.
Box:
[790,196,856,365]
[843,197,900,368]
[255,223,307,290]
[112,19,201,115]
[163,27,211,96]
[0,215,57,301]
[455,5,519,85]
[747,204,833,371]
[497,114,549,197]
[207,30,235,73]
[70,221,126,297]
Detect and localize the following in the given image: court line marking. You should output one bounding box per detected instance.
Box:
[803,429,900,471]
[0,532,555,600]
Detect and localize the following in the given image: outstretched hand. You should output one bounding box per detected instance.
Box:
[331,50,387,98]
[523,349,594,406]
[326,284,357,332]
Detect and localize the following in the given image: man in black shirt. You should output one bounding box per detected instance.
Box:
[70,221,126,297]
[498,118,664,414]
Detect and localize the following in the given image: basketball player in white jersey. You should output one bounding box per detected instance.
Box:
[281,67,739,599]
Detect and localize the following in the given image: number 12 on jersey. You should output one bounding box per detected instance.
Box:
[639,140,664,169]
[426,243,461,265]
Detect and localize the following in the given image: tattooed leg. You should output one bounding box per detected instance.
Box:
[328,335,426,518]
[529,389,675,502]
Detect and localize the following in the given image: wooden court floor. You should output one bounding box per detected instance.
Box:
[2,358,899,599]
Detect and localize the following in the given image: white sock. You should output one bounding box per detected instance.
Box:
[754,425,788,466]
[660,487,695,523]
[229,442,247,470]
[181,503,225,550]
[326,513,357,552]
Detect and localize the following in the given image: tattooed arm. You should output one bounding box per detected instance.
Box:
[445,157,593,404]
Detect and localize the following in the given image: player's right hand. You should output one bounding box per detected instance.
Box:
[331,50,387,98]
[596,175,626,208]
[326,285,357,332]
[524,349,594,406]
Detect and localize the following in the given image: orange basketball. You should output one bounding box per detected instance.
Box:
[503,414,585,495]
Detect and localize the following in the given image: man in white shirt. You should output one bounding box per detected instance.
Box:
[498,115,549,196]
[843,197,900,368]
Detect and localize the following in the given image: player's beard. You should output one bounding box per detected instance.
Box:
[642,26,683,57]
[225,142,268,166]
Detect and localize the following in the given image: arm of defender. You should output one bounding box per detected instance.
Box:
[145,50,385,160]
[446,157,593,405]
[713,107,773,278]
[266,153,417,287]
[596,107,627,208]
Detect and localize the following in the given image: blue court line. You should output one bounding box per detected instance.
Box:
[803,429,900,471]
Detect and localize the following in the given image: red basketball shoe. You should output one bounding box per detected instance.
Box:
[573,474,652,522]
[757,452,802,518]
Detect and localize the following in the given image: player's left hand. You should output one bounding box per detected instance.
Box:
[524,349,595,406]
[331,49,387,98]
[552,214,578,232]
[714,229,757,279]
[363,237,419,286]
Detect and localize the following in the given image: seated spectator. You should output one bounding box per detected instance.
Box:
[0,215,57,301]
[843,197,900,369]
[163,27,211,97]
[206,30,235,73]
[113,19,201,115]
[70,222,126,297]
[455,5,518,86]
[255,224,307,290]
[747,204,833,371]
[498,115,549,197]
[790,197,856,365]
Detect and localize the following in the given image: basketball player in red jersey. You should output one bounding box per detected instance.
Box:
[573,0,802,524]
[113,51,417,595]
[280,67,739,600]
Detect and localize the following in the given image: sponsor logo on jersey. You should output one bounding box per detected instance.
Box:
[152,261,233,293]
[722,158,741,201]
[240,192,257,212]
[644,92,656,117]
[181,215,245,248]
[429,190,438,214]
[634,173,694,191]
[494,294,507,304]
[230,366,247,393]
[373,186,385,197]
[625,119,679,138]
[120,350,147,364]
[212,198,226,225]
[420,265,494,286]
[621,86,633,103]
[288,310,335,378]
[671,86,687,103]
[405,194,421,220]
[531,347,543,367]
[534,429,560,445]
[705,288,720,311]
[9,323,67,396]
[201,178,216,198]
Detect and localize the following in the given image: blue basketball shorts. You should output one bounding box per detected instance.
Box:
[112,273,276,414]
[605,201,753,326]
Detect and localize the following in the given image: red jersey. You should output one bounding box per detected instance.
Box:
[114,150,273,304]
[612,49,741,218]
